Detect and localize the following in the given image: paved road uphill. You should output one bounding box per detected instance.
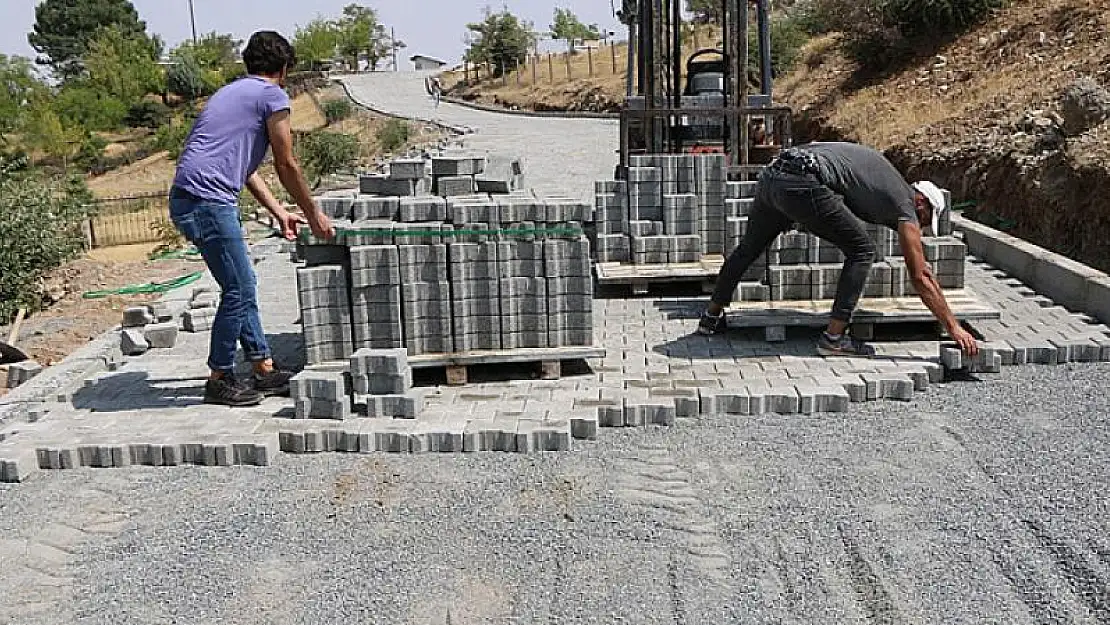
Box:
[1,72,1109,624]
[340,72,619,200]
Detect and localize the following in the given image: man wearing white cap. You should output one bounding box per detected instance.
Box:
[700,141,979,357]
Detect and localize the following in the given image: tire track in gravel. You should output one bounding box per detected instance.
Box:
[940,423,1104,623]
[835,521,900,625]
[612,443,732,622]
[0,482,131,623]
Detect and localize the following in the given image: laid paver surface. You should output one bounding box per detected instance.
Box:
[1,71,1109,623]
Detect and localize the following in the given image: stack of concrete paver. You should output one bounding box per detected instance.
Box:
[593,156,969,303]
[353,152,525,201]
[593,154,726,263]
[297,186,595,365]
[119,303,180,357]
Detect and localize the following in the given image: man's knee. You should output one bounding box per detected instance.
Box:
[845,239,876,264]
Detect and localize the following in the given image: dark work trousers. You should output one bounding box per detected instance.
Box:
[710,166,876,322]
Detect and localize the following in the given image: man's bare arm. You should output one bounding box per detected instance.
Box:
[245,172,285,216]
[898,222,978,355]
[266,110,333,238]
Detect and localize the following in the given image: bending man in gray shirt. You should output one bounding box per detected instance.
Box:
[699,142,979,357]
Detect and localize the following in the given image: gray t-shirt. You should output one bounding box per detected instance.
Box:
[802,142,917,230]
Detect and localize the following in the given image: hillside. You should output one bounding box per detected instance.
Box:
[452,1,1110,272]
[779,0,1110,272]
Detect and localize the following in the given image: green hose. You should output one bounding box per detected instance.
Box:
[149,247,204,261]
[82,271,205,299]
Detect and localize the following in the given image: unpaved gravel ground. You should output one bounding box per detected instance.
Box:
[2,364,1108,624]
[1,72,1108,625]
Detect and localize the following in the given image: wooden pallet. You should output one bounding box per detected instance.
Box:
[723,290,1000,341]
[408,345,606,386]
[595,257,726,294]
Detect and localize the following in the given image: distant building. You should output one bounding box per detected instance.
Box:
[410,55,447,71]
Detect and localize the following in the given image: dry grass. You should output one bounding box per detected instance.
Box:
[779,0,1110,151]
[447,26,722,112]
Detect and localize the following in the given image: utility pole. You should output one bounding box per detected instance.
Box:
[188,0,198,45]
[391,28,399,72]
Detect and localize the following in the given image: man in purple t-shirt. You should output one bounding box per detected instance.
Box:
[170,31,333,407]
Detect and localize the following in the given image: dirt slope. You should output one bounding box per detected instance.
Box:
[779,0,1110,271]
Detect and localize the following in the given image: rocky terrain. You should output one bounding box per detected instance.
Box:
[779,0,1110,271]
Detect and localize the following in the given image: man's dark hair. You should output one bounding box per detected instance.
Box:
[243,31,297,75]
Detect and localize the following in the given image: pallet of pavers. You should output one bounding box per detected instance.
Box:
[297,184,603,385]
[592,153,997,331]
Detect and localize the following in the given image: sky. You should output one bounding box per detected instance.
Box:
[0,0,626,70]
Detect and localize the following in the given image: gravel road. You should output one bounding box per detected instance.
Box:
[1,71,1108,625]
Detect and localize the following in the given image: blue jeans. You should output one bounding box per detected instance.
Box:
[169,188,271,373]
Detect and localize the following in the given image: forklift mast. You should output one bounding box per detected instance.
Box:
[618,0,792,178]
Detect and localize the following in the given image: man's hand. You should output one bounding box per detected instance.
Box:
[272,208,307,241]
[950,325,979,357]
[306,211,335,240]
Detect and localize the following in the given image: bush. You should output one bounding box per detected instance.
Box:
[804,0,1005,68]
[124,100,172,129]
[54,86,129,131]
[152,117,195,160]
[0,170,93,319]
[73,132,109,171]
[297,130,360,188]
[167,54,208,100]
[748,15,811,79]
[322,98,353,124]
[375,119,411,153]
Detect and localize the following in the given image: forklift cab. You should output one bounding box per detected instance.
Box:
[684,49,726,96]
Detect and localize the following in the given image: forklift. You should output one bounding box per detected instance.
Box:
[615,0,793,179]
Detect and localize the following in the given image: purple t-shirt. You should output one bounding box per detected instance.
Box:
[172,76,291,204]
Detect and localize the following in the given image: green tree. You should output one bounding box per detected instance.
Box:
[22,103,81,163]
[29,0,149,79]
[0,55,48,142]
[550,8,600,53]
[465,8,537,77]
[53,85,129,131]
[172,32,242,90]
[293,18,340,70]
[166,53,208,100]
[335,5,405,71]
[686,0,723,24]
[83,26,164,108]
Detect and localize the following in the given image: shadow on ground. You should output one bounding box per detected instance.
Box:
[72,372,205,412]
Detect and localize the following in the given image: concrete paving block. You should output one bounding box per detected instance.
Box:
[532,419,573,452]
[360,175,420,197]
[623,400,676,427]
[120,328,149,356]
[699,391,749,415]
[860,373,915,400]
[432,155,483,177]
[291,370,349,401]
[122,306,154,327]
[389,158,427,180]
[6,361,43,388]
[143,322,179,349]
[358,393,421,418]
[438,175,476,197]
[294,398,351,420]
[351,196,401,221]
[570,413,598,440]
[350,348,409,376]
[650,388,699,417]
[451,280,500,301]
